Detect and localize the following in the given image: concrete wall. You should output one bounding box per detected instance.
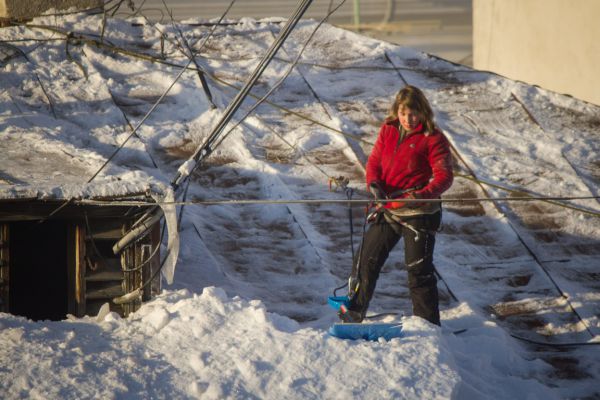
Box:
[473,0,600,105]
[1,0,102,19]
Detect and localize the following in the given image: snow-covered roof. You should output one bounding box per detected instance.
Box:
[0,123,162,200]
[2,13,598,206]
[1,9,599,398]
[0,12,179,201]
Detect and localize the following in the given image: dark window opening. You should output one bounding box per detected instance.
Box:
[9,221,68,321]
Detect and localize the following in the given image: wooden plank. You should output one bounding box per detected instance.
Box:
[0,201,143,221]
[85,283,125,300]
[85,270,124,282]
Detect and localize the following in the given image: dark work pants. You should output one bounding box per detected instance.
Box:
[349,211,442,325]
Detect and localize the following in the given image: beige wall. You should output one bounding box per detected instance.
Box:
[1,0,102,19]
[474,0,600,105]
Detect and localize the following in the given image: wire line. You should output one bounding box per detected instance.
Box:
[74,195,600,208]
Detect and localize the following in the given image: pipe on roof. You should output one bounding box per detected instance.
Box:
[112,210,162,254]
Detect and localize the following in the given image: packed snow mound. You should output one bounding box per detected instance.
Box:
[0,288,456,399]
[0,288,562,399]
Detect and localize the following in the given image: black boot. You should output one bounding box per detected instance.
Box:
[338,308,365,323]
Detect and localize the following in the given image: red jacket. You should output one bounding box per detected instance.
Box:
[366,120,453,209]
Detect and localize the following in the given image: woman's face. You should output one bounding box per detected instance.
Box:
[398,106,421,131]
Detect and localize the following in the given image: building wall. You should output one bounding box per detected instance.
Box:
[473,0,600,105]
[1,0,102,19]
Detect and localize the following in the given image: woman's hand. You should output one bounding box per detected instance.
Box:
[368,181,386,201]
[388,192,424,209]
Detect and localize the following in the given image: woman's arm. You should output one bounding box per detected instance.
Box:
[416,132,453,199]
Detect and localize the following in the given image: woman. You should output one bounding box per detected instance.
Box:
[339,85,453,326]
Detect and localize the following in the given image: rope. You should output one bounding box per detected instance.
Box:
[333,203,371,298]
[451,327,600,347]
[455,174,600,218]
[508,333,600,347]
[106,88,159,169]
[345,186,355,261]
[32,72,57,119]
[266,27,333,120]
[161,0,217,109]
[434,266,459,302]
[74,196,600,208]
[384,51,407,86]
[37,198,73,223]
[83,211,110,269]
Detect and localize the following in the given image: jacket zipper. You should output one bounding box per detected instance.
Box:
[394,128,407,155]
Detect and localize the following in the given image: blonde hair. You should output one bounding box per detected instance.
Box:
[385,85,436,133]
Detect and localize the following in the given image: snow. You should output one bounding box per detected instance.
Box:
[1,7,599,400]
[0,288,561,399]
